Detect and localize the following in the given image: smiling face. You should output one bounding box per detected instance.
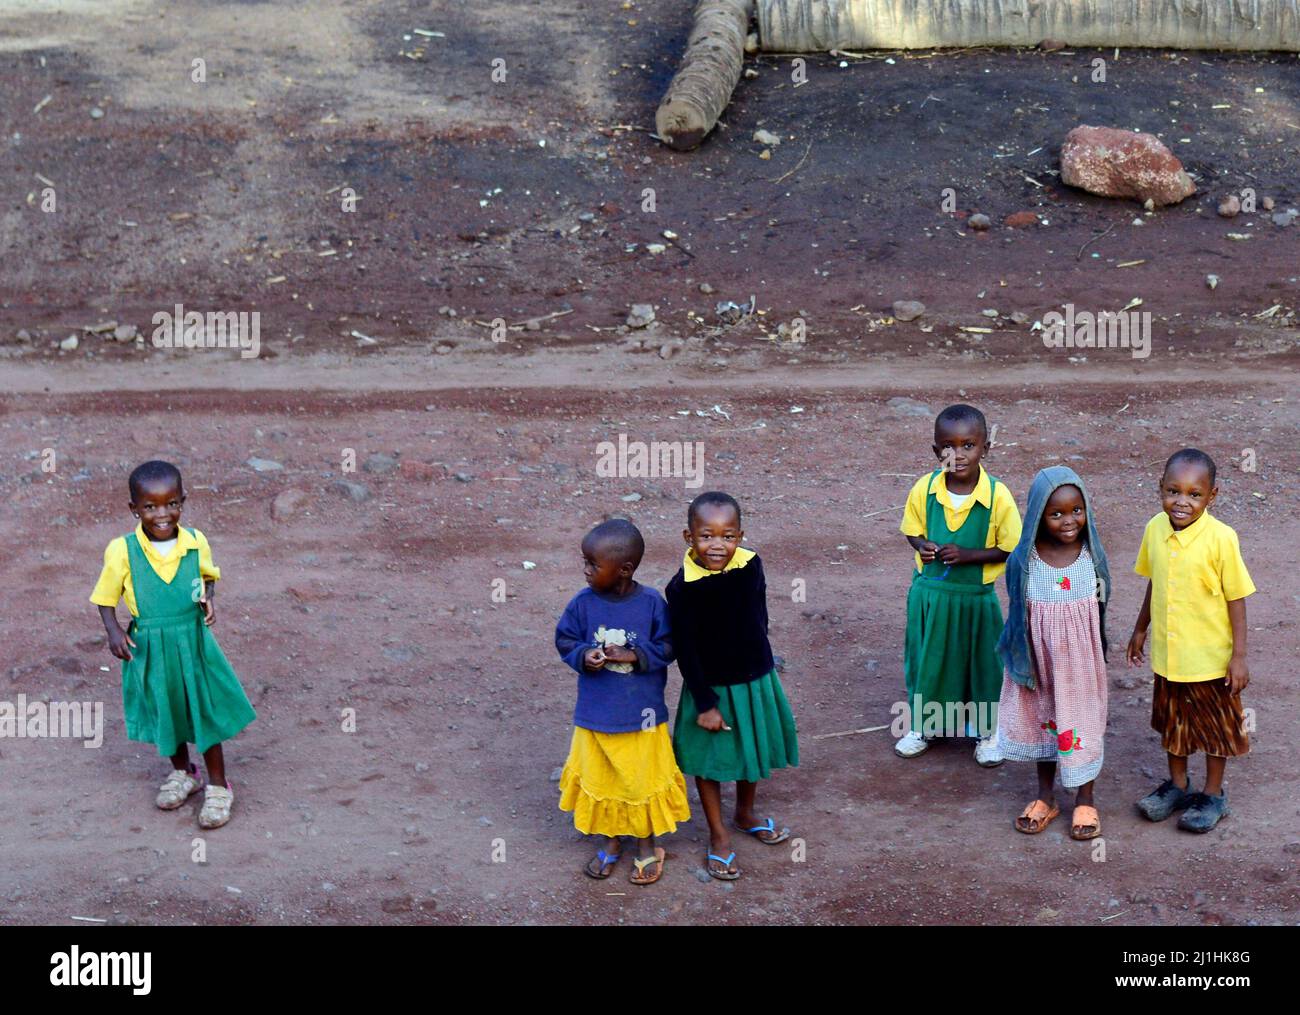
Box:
[933,417,988,485]
[683,501,743,571]
[1161,460,1217,530]
[1039,484,1086,545]
[130,475,185,541]
[581,534,634,594]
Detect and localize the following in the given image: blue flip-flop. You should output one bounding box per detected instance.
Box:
[706,851,740,881]
[736,817,790,845]
[583,849,621,880]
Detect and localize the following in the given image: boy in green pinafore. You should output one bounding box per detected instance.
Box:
[91,461,255,829]
[896,405,1022,765]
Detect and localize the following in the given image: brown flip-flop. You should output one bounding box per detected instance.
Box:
[1070,804,1101,840]
[1014,799,1060,834]
[583,849,621,879]
[630,846,666,886]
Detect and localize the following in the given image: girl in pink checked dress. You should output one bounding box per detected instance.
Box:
[995,466,1112,842]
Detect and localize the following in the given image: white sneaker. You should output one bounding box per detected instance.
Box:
[199,783,234,829]
[974,736,1004,767]
[894,731,931,758]
[156,766,203,810]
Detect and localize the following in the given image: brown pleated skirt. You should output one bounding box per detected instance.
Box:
[1151,674,1249,758]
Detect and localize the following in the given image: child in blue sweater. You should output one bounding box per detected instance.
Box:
[555,519,690,886]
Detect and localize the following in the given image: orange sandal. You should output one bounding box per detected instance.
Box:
[1070,805,1101,840]
[630,847,666,886]
[1014,799,1060,834]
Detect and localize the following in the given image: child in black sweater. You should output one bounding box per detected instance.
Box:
[667,491,799,880]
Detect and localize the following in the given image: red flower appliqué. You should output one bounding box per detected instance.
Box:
[1041,720,1081,754]
[1055,576,1071,591]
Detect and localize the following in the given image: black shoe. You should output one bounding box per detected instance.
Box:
[1177,789,1230,833]
[1136,778,1193,822]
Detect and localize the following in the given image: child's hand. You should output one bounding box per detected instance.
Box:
[936,543,964,565]
[1126,628,1147,667]
[583,648,607,671]
[200,594,216,628]
[917,540,940,563]
[602,645,637,666]
[107,625,136,662]
[696,707,731,732]
[1225,655,1249,694]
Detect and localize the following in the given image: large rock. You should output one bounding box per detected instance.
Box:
[1060,126,1195,207]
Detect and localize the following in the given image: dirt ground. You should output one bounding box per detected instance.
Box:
[1,1,1297,926]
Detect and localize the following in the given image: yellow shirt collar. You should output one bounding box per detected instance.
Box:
[133,523,198,565]
[927,464,992,509]
[682,545,755,582]
[1168,510,1211,547]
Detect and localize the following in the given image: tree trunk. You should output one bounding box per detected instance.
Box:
[758,0,1300,51]
[656,0,754,151]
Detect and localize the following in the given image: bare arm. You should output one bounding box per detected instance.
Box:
[98,604,135,661]
[1126,580,1153,666]
[1225,597,1249,693]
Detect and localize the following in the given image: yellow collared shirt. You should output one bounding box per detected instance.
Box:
[899,466,1022,583]
[1135,510,1254,682]
[90,524,221,617]
[682,545,755,582]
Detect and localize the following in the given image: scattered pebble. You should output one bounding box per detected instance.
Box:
[968,213,991,231]
[626,304,656,329]
[892,300,925,322]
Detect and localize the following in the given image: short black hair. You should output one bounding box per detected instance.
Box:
[583,519,645,567]
[1164,448,1216,486]
[128,460,184,501]
[935,403,988,442]
[687,491,742,529]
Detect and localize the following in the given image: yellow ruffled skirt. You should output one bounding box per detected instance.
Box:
[558,723,691,837]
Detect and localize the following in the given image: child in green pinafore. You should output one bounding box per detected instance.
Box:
[90,461,256,829]
[896,405,1022,765]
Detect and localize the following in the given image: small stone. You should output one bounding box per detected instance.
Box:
[549,767,563,782]
[981,308,1000,318]
[1262,196,1275,211]
[892,300,925,322]
[59,334,79,351]
[1004,210,1039,228]
[112,324,137,342]
[434,344,454,353]
[1143,198,1155,212]
[626,303,656,329]
[524,319,540,331]
[1206,274,1219,290]
[744,31,759,54]
[658,342,677,360]
[246,457,283,473]
[270,488,310,521]
[968,213,991,231]
[1060,125,1195,207]
[1217,194,1241,218]
[646,243,667,254]
[14,328,32,344]
[698,282,715,294]
[415,762,430,773]
[621,492,643,502]
[1272,209,1298,227]
[753,129,781,146]
[743,68,759,80]
[1009,311,1030,324]
[758,149,771,160]
[454,472,473,483]
[362,453,400,475]
[89,106,104,119]
[328,479,370,502]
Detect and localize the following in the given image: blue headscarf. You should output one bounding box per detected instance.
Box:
[997,466,1111,690]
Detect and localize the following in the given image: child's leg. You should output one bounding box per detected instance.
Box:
[203,742,226,788]
[1203,755,1226,796]
[1035,761,1056,802]
[169,745,191,771]
[696,777,735,873]
[1167,751,1189,790]
[1074,778,1095,807]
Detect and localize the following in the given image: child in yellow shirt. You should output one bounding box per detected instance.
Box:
[1127,449,1254,833]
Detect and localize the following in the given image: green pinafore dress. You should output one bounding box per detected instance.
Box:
[121,529,256,756]
[903,471,1004,737]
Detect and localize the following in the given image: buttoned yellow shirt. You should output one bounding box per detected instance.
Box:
[899,466,1022,583]
[90,524,221,618]
[1134,510,1254,681]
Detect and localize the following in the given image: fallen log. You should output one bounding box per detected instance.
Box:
[655,0,755,151]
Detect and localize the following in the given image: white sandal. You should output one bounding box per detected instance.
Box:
[199,782,234,829]
[156,765,203,810]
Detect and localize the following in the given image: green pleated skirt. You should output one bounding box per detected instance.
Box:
[903,573,1004,736]
[673,669,799,782]
[123,610,257,756]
